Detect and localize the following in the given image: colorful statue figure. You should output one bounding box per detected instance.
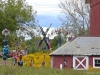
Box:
[57,27,71,47]
[37,24,52,50]
[18,59,23,67]
[2,28,10,65]
[58,28,62,47]
[42,60,45,67]
[2,45,9,65]
[63,56,67,68]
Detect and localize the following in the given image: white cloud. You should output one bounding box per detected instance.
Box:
[26,0,62,15]
[24,27,57,40]
[25,0,63,29]
[26,0,60,6]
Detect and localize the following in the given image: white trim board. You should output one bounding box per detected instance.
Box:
[73,56,88,70]
[93,57,100,68]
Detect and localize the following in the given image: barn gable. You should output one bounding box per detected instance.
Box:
[50,37,100,55]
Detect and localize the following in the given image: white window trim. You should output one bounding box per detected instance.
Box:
[93,57,100,68]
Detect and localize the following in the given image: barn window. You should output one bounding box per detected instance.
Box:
[93,58,100,68]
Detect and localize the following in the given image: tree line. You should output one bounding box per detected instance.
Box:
[0,0,90,52]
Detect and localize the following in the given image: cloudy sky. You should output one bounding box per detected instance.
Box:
[26,0,64,28]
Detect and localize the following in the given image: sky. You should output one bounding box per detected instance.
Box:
[26,0,63,28]
[24,0,65,40]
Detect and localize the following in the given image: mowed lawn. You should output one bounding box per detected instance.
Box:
[0,58,100,75]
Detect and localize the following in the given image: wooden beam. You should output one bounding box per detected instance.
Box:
[85,0,90,4]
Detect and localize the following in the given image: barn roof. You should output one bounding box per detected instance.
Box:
[50,37,100,55]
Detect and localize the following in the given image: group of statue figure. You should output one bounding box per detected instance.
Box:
[2,28,24,66]
[1,24,72,66]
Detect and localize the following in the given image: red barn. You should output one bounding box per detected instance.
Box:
[86,0,100,36]
[50,0,100,70]
[50,37,100,70]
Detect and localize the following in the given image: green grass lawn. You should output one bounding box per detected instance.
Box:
[0,58,100,75]
[0,58,12,66]
[0,66,100,75]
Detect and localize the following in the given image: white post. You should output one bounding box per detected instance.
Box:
[60,64,63,70]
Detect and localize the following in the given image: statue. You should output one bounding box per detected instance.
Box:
[37,23,52,50]
[2,28,10,65]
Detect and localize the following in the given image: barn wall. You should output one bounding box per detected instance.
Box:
[89,55,100,67]
[53,55,73,69]
[90,0,100,36]
[91,0,100,7]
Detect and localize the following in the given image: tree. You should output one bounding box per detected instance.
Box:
[50,36,58,50]
[59,0,90,36]
[0,0,37,46]
[25,36,43,53]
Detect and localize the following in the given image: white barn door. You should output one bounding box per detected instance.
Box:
[73,56,88,70]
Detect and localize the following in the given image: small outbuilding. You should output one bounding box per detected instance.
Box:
[50,37,100,70]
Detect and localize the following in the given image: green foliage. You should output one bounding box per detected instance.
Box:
[50,37,58,50]
[28,47,33,53]
[25,37,40,53]
[0,47,2,52]
[0,0,35,46]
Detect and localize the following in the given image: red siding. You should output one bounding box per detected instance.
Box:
[91,0,100,7]
[90,0,100,36]
[89,55,100,67]
[51,55,100,69]
[53,55,73,69]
